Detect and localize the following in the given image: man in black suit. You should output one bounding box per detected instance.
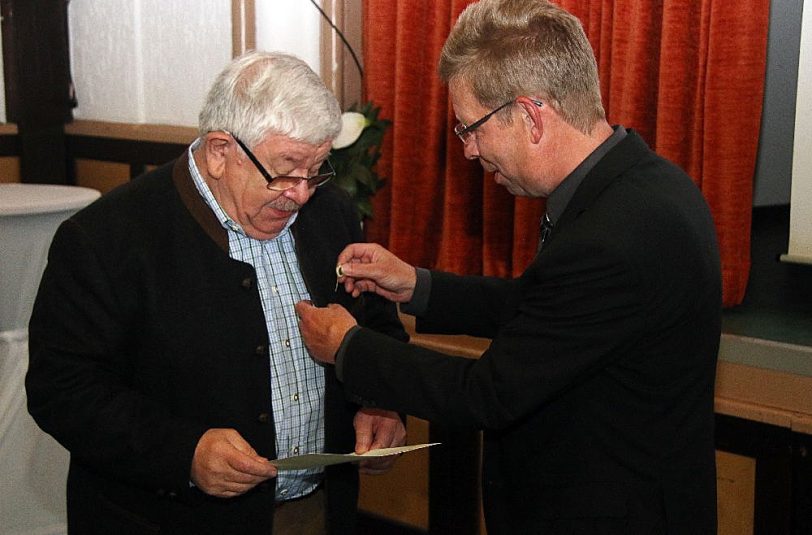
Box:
[26,51,408,535]
[296,0,722,533]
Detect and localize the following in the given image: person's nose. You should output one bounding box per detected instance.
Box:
[462,138,480,160]
[283,179,313,205]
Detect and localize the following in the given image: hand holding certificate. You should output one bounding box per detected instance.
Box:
[270,443,440,471]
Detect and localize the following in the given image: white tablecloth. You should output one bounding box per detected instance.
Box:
[0,330,69,535]
[1,184,101,331]
[0,184,100,535]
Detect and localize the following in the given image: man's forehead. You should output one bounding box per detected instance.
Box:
[262,134,331,159]
[449,79,485,118]
[448,77,473,100]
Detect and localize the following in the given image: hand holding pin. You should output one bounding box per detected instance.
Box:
[334,264,344,292]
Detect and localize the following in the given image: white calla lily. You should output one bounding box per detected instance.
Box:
[332,111,368,149]
[328,102,388,220]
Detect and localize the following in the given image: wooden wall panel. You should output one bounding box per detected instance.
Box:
[74,159,129,195]
[0,157,20,183]
[717,450,756,535]
[358,416,430,530]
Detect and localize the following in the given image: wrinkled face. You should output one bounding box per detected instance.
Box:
[449,79,543,197]
[212,133,332,240]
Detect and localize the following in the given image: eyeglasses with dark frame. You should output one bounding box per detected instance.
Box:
[453,98,543,144]
[229,133,336,191]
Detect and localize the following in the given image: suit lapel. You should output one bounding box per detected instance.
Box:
[172,151,230,253]
[291,205,347,308]
[555,130,650,230]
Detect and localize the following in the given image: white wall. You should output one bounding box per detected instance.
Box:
[753,0,800,207]
[785,0,812,264]
[256,0,322,74]
[0,21,5,123]
[67,0,321,128]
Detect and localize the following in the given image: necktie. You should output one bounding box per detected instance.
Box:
[538,213,553,252]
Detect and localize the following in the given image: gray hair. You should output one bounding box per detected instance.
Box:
[439,0,605,134]
[198,50,341,148]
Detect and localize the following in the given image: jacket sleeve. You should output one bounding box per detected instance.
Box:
[26,218,207,498]
[341,237,645,430]
[414,270,520,339]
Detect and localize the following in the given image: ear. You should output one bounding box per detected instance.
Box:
[517,97,544,144]
[202,131,233,180]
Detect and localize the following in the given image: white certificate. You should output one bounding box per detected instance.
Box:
[270,443,440,471]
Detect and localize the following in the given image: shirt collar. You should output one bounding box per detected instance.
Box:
[187,138,298,239]
[545,125,627,224]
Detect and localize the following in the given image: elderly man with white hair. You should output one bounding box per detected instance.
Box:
[26,50,408,535]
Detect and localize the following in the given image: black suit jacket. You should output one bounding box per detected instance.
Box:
[343,131,721,534]
[26,153,407,535]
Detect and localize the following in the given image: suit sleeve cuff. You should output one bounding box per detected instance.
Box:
[398,267,431,316]
[335,325,363,382]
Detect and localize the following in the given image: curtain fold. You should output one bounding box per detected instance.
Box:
[363,0,769,306]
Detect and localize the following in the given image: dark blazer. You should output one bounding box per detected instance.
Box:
[26,153,408,535]
[343,131,721,534]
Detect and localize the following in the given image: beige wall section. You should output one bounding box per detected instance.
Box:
[0,157,21,183]
[65,121,197,194]
[358,416,430,530]
[716,451,756,535]
[74,160,130,195]
[0,124,20,183]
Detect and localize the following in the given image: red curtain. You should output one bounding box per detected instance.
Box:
[362,0,769,307]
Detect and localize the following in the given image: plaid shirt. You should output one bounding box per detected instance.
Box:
[188,142,325,501]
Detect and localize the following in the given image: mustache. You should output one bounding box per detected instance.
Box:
[269,197,301,212]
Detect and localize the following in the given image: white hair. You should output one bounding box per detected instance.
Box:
[198,50,341,148]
